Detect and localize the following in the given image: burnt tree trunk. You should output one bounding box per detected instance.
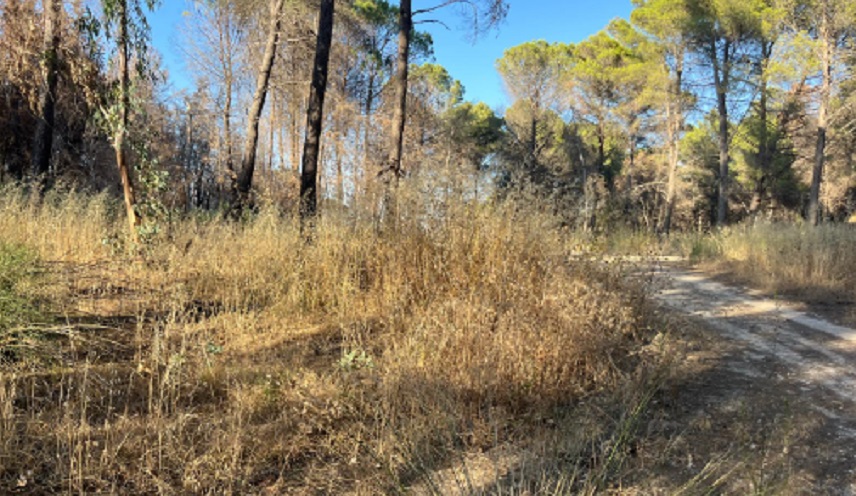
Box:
[714,39,731,226]
[299,0,335,219]
[32,0,62,181]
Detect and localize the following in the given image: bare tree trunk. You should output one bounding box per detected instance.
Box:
[750,42,773,218]
[299,0,335,220]
[662,56,683,235]
[714,40,730,226]
[115,0,139,243]
[385,0,412,181]
[809,14,831,227]
[235,0,285,204]
[219,6,236,182]
[32,0,61,181]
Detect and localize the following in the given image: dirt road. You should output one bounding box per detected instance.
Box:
[646,262,856,494]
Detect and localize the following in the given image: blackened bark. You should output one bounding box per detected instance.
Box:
[32,0,62,181]
[300,0,335,219]
[714,39,731,226]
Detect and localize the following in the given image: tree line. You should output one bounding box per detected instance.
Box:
[496,0,856,232]
[1,0,854,239]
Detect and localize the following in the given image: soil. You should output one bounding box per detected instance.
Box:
[635,261,856,494]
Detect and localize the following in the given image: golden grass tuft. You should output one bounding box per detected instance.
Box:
[0,186,666,494]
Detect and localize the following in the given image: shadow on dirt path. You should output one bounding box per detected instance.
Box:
[636,262,856,494]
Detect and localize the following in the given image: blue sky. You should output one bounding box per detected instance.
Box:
[149,0,634,110]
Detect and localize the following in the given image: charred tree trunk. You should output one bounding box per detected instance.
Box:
[32,0,62,182]
[235,0,285,205]
[299,0,335,220]
[713,39,731,226]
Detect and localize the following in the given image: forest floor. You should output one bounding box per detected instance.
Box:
[619,261,856,494]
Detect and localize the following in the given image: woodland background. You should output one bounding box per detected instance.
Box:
[2,0,854,233]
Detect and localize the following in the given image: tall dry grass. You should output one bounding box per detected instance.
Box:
[698,222,856,305]
[0,186,667,494]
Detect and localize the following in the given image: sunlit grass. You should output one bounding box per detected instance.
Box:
[700,222,856,304]
[0,186,669,493]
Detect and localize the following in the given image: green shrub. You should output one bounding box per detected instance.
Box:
[0,243,41,332]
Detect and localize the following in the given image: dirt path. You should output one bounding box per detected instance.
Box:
[645,262,856,493]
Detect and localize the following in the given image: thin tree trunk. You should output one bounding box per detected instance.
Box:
[32,0,61,181]
[385,0,412,181]
[751,42,772,217]
[115,0,139,243]
[236,0,285,204]
[299,0,335,219]
[218,5,235,182]
[663,55,683,235]
[809,15,831,226]
[714,39,730,226]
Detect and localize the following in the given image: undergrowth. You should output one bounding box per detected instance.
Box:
[0,186,673,494]
[0,243,41,331]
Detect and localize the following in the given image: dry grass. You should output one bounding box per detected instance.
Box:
[697,222,856,308]
[0,186,669,494]
[595,220,856,309]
